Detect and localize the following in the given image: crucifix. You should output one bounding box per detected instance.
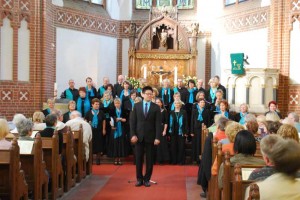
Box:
[151,66,172,85]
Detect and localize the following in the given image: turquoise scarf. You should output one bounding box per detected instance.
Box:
[120,89,130,101]
[66,89,73,100]
[171,102,175,111]
[239,112,247,125]
[188,88,195,103]
[210,88,216,103]
[99,86,106,97]
[76,97,90,116]
[86,86,95,98]
[169,112,183,135]
[114,109,122,139]
[161,88,171,103]
[196,104,204,121]
[173,87,178,94]
[92,109,99,128]
[103,99,110,108]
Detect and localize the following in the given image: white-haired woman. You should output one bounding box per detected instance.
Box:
[235,103,249,125]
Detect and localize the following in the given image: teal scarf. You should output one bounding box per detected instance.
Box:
[86,86,95,98]
[239,112,247,125]
[171,102,175,111]
[196,104,204,121]
[169,112,183,135]
[103,99,110,108]
[66,89,73,100]
[161,88,171,103]
[99,86,106,97]
[114,109,122,139]
[210,88,216,103]
[77,97,90,116]
[47,108,51,115]
[188,88,195,103]
[92,109,99,128]
[120,89,130,101]
[173,87,178,94]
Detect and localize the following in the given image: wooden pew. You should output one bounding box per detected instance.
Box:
[0,138,28,200]
[19,134,49,200]
[41,131,64,200]
[86,140,93,175]
[207,140,222,200]
[72,125,87,182]
[201,124,208,155]
[247,183,260,200]
[222,152,264,200]
[62,127,76,192]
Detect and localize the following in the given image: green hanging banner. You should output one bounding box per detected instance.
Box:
[230,53,245,75]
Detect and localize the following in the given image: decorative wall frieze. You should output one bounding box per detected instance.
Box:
[290,94,299,105]
[19,90,29,101]
[1,90,12,101]
[222,7,269,34]
[136,53,192,60]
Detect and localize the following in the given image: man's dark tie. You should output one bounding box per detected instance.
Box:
[144,103,148,117]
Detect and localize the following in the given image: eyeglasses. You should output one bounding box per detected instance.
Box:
[144,93,153,96]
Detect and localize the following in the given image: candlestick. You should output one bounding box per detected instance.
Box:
[174,66,178,85]
[143,66,147,79]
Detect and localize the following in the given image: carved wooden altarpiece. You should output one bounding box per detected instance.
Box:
[128,6,198,86]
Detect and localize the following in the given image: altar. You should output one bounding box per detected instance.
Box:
[128,6,199,86]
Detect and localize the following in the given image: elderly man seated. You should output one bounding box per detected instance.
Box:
[66,111,92,161]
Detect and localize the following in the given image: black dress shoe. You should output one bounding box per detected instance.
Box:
[135,180,143,187]
[144,180,151,187]
[200,191,206,198]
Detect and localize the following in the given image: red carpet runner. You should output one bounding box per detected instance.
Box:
[92,164,198,200]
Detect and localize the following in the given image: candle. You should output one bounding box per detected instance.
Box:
[143,66,147,79]
[54,82,57,91]
[174,66,178,85]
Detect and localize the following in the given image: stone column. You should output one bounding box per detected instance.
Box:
[261,84,265,105]
[273,86,278,101]
[246,84,250,104]
[232,84,236,105]
[128,23,136,78]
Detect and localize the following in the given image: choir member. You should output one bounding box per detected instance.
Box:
[207,78,217,104]
[195,91,211,110]
[169,100,188,165]
[109,98,127,165]
[60,79,79,101]
[265,100,282,119]
[76,87,91,118]
[155,98,170,164]
[105,83,115,97]
[159,79,174,111]
[100,91,114,156]
[170,92,182,111]
[152,88,159,103]
[173,78,188,103]
[42,98,56,117]
[114,75,124,97]
[85,98,106,165]
[217,100,233,120]
[63,100,76,123]
[214,75,226,99]
[85,77,98,101]
[191,98,212,163]
[119,80,131,103]
[98,77,110,98]
[196,79,206,94]
[234,103,249,125]
[211,89,224,115]
[185,79,197,131]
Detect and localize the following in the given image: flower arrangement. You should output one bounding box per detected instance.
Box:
[126,77,140,89]
[182,75,198,86]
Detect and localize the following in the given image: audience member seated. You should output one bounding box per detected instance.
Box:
[265,100,282,119]
[208,114,222,133]
[248,135,280,181]
[245,120,261,141]
[17,118,34,141]
[288,112,300,132]
[214,117,229,141]
[218,130,264,188]
[256,115,268,137]
[266,121,282,134]
[245,137,300,200]
[10,113,26,134]
[244,113,257,123]
[51,109,66,132]
[277,124,299,143]
[0,119,12,149]
[212,122,245,175]
[265,111,281,122]
[42,98,56,117]
[60,79,79,101]
[66,111,92,161]
[39,114,63,154]
[63,100,76,123]
[32,111,46,130]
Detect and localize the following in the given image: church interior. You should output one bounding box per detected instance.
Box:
[0,0,300,200]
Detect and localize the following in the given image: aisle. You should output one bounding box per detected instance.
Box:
[61,164,202,200]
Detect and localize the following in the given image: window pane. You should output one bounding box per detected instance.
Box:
[177,0,194,9]
[157,0,172,6]
[18,20,30,82]
[136,0,152,9]
[225,0,236,5]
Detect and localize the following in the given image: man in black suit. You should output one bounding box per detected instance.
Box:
[214,75,227,99]
[114,75,124,97]
[130,86,161,187]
